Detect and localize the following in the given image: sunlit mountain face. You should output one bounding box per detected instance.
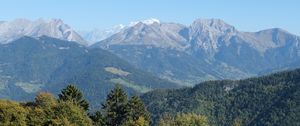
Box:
[91,18,300,85]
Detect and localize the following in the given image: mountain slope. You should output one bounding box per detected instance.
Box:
[0,18,87,45]
[78,24,126,45]
[0,36,179,107]
[99,45,250,85]
[92,18,300,85]
[79,18,163,45]
[141,68,300,126]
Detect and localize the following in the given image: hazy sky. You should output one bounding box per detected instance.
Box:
[0,0,299,35]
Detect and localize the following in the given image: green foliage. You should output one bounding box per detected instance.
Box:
[27,91,92,126]
[127,96,150,122]
[142,69,300,126]
[2,68,300,126]
[26,92,57,125]
[0,85,92,126]
[35,92,57,107]
[0,100,27,126]
[54,101,93,125]
[158,113,209,126]
[92,85,150,126]
[90,111,105,126]
[123,117,150,126]
[58,84,89,111]
[101,85,129,125]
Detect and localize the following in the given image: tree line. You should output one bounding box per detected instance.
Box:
[0,84,209,126]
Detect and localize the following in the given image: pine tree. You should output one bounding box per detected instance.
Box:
[58,84,89,111]
[92,85,151,126]
[101,85,129,126]
[90,111,105,126]
[127,95,150,122]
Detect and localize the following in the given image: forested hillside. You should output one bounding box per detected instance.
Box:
[142,69,300,126]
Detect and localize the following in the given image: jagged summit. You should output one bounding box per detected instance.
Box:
[191,18,236,33]
[129,18,161,26]
[0,18,87,45]
[95,18,299,56]
[97,19,189,50]
[95,18,240,52]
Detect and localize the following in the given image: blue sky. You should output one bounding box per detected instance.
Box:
[0,0,299,35]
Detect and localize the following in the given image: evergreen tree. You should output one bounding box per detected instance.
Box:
[101,85,129,126]
[127,95,150,122]
[92,85,151,126]
[90,111,105,126]
[58,84,89,110]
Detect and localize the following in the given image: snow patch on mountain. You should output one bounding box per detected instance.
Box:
[129,18,160,26]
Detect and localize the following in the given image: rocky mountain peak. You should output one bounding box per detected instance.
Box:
[0,18,87,45]
[191,18,236,34]
[129,18,161,26]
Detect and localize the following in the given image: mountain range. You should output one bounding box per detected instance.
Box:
[78,18,161,45]
[0,18,87,45]
[92,18,300,85]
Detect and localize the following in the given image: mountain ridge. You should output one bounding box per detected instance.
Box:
[91,18,300,85]
[0,18,87,45]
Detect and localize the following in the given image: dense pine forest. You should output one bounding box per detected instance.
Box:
[142,69,300,126]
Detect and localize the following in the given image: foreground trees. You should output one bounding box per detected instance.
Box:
[59,85,89,111]
[26,92,93,126]
[0,100,27,125]
[0,85,93,126]
[0,92,92,126]
[91,85,150,126]
[0,84,208,126]
[158,113,209,126]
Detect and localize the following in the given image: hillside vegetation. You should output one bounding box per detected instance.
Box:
[142,69,300,125]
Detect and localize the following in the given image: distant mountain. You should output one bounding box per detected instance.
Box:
[78,24,126,45]
[92,18,300,85]
[79,18,162,45]
[0,36,178,107]
[0,18,87,45]
[142,68,300,125]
